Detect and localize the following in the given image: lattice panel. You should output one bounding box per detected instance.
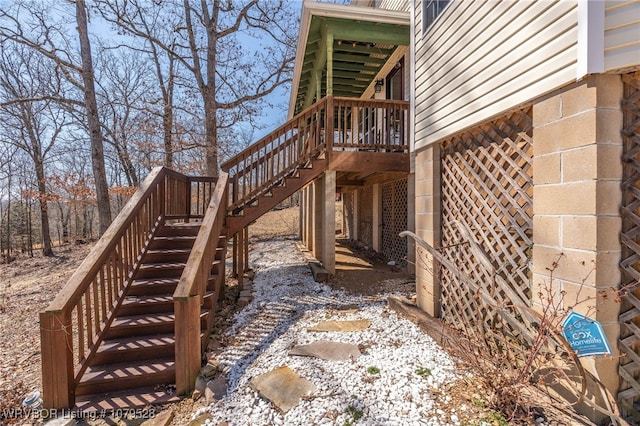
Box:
[618,73,640,419]
[382,178,408,265]
[439,108,533,331]
[358,186,374,248]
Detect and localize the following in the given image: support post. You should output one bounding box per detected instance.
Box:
[243,226,249,272]
[238,228,244,290]
[307,185,314,251]
[414,144,442,317]
[322,170,336,274]
[232,233,238,277]
[372,183,382,252]
[174,295,201,396]
[313,178,324,260]
[40,311,74,409]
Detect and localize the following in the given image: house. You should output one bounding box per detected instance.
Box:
[292,0,640,423]
[40,0,640,422]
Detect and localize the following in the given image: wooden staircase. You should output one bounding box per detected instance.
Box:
[40,97,409,411]
[73,222,226,410]
[226,157,326,234]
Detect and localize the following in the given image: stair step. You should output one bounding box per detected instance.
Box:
[107,311,209,339]
[128,278,180,296]
[156,223,201,236]
[119,295,175,316]
[119,290,218,316]
[143,248,192,263]
[136,262,187,279]
[93,334,176,365]
[107,313,176,338]
[74,385,180,411]
[76,359,175,396]
[149,235,196,249]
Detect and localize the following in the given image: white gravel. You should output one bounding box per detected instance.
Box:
[199,238,462,426]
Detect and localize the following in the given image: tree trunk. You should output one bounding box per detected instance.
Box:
[5,169,11,263]
[26,200,33,257]
[75,0,112,235]
[162,56,175,168]
[204,5,218,178]
[35,159,53,256]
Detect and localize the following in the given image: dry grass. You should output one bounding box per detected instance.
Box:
[248,206,300,242]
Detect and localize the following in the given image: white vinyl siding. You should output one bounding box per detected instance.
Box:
[605,0,640,71]
[379,0,410,12]
[414,0,578,149]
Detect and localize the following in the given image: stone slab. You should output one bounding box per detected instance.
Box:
[188,412,212,426]
[205,376,227,403]
[250,366,316,413]
[308,319,371,332]
[141,409,173,426]
[289,340,361,361]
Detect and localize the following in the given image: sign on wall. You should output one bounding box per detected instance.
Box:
[561,311,613,357]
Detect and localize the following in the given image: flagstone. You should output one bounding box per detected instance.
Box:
[289,340,361,361]
[250,366,317,413]
[307,319,371,332]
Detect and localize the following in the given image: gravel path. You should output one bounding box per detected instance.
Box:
[197,239,468,426]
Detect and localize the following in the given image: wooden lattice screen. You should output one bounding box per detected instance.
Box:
[358,186,374,248]
[618,72,640,419]
[382,178,408,265]
[439,108,533,330]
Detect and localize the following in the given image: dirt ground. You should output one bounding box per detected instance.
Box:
[0,242,93,421]
[0,206,591,426]
[0,205,418,425]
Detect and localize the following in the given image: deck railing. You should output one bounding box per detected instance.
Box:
[221,96,409,215]
[40,167,216,409]
[174,172,228,395]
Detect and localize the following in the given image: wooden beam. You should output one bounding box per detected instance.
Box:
[328,151,409,173]
[326,27,333,96]
[333,42,395,56]
[333,53,387,65]
[336,178,365,187]
[303,22,328,109]
[331,23,409,46]
[332,62,379,73]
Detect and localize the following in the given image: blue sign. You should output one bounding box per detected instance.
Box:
[561,311,612,357]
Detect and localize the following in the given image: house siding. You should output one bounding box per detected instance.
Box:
[414,0,578,149]
[605,0,640,71]
[378,0,410,12]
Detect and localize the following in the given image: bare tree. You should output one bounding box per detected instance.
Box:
[0,43,69,256]
[0,0,112,235]
[75,0,111,234]
[95,48,159,186]
[97,0,298,176]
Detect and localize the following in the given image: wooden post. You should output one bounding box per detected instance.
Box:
[185,178,192,222]
[322,170,336,274]
[232,234,238,278]
[238,228,244,290]
[174,295,201,396]
[243,227,249,272]
[326,96,334,164]
[40,311,74,409]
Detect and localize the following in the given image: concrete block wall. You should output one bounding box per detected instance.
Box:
[414,144,441,316]
[531,74,624,401]
[413,74,624,421]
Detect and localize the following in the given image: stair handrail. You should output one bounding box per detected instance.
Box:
[221,97,328,213]
[220,96,409,217]
[40,166,214,409]
[173,172,229,395]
